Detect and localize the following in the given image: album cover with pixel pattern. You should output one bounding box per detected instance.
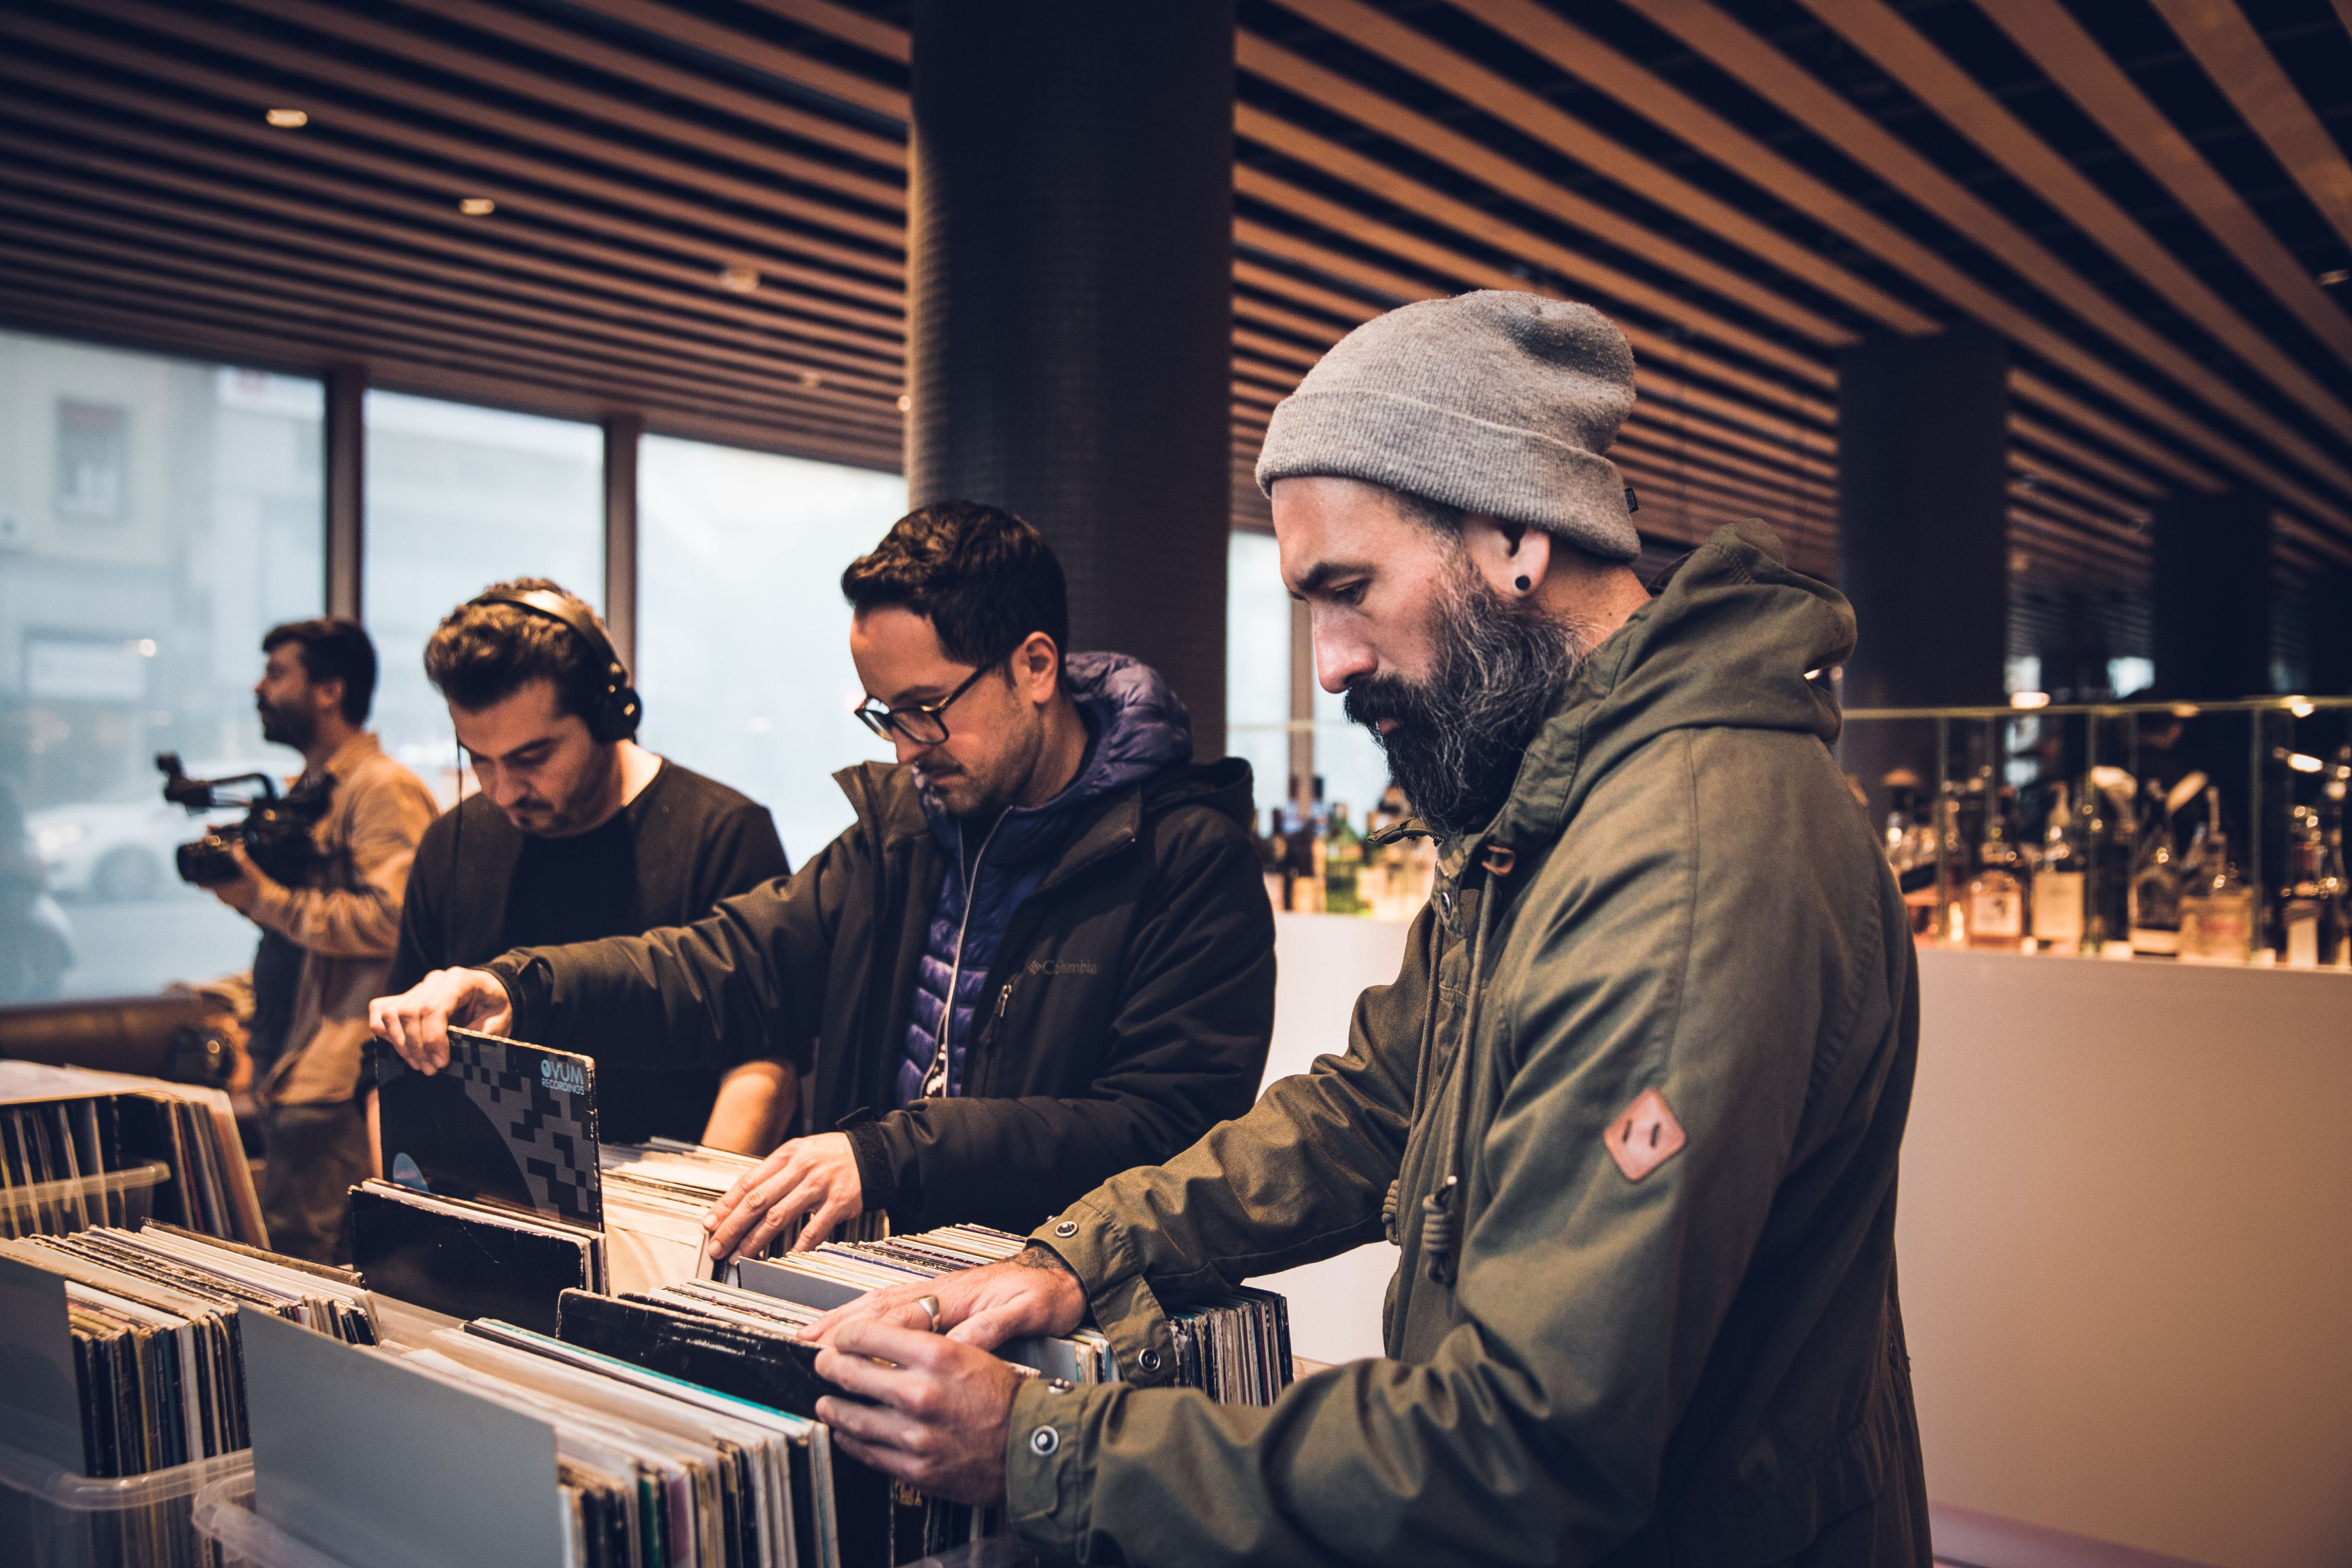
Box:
[375,1027,603,1228]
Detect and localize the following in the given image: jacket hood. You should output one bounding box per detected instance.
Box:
[1474,521,1855,865]
[920,651,1196,862]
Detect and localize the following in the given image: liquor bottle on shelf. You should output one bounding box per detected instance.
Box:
[2326,813,2350,969]
[2278,805,2347,969]
[1966,792,2027,952]
[1256,807,1290,913]
[2177,788,2255,964]
[2085,767,2136,952]
[1322,801,1364,915]
[1285,790,1325,914]
[2127,780,2183,957]
[1882,778,1939,935]
[2031,781,2086,954]
[1932,783,1971,944]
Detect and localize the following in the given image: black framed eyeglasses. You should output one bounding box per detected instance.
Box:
[853,657,1001,745]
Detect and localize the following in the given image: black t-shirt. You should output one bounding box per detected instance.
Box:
[386,759,791,1141]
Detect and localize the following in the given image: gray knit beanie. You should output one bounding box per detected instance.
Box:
[1255,290,1641,561]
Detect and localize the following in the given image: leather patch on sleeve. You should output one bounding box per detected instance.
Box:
[1605,1088,1686,1182]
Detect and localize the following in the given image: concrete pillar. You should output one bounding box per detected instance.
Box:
[2151,492,2273,701]
[2310,566,2352,698]
[602,413,643,671]
[325,365,365,621]
[1835,329,2010,710]
[904,2,1235,759]
[1835,329,2010,823]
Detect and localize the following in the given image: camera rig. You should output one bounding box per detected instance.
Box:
[155,752,330,888]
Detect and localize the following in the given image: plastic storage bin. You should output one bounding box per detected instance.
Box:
[0,1437,250,1568]
[0,1158,172,1238]
[189,1476,355,1568]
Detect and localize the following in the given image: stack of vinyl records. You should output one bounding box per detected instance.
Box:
[405,1322,843,1567]
[734,1225,1297,1406]
[358,1027,613,1332]
[0,1222,377,1479]
[0,1060,265,1246]
[556,1224,1294,1563]
[602,1137,888,1294]
[363,1031,891,1329]
[231,1307,845,1568]
[549,1284,914,1564]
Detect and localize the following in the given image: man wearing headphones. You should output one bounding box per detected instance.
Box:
[378,578,792,1149]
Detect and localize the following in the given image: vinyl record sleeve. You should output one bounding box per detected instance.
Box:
[376,1026,603,1228]
[348,1184,591,1335]
[554,1289,836,1420]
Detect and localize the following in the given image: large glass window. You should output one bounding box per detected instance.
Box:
[1225,530,1291,831]
[635,436,904,863]
[0,329,323,998]
[1314,672,1391,832]
[362,392,603,801]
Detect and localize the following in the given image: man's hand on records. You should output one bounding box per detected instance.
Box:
[367,967,514,1072]
[807,1244,1086,1353]
[812,1319,1023,1507]
[704,1132,864,1261]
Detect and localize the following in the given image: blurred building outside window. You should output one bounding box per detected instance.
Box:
[634,434,902,865]
[0,329,323,999]
[361,391,602,805]
[1225,530,1291,833]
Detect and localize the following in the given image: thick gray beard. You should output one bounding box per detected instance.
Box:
[1345,557,1597,838]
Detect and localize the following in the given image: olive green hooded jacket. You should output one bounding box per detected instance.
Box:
[1007,523,1930,1567]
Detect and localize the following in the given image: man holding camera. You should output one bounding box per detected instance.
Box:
[206,618,437,1263]
[373,504,1274,1253]
[378,579,791,1149]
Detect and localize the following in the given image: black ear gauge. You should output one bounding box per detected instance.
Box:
[1515,574,1532,592]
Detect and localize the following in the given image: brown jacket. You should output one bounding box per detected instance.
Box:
[243,734,439,1105]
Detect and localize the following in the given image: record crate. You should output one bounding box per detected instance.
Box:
[0,1436,250,1568]
[189,1476,355,1568]
[0,1160,173,1240]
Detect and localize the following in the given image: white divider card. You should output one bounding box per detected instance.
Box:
[733,1256,864,1313]
[0,1251,83,1470]
[239,1309,567,1568]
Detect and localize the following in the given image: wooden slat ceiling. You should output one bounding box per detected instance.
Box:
[2,0,2348,600]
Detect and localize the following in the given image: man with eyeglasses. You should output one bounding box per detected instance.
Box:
[372,502,1275,1255]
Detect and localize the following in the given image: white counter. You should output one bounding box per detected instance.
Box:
[1251,917,2352,1568]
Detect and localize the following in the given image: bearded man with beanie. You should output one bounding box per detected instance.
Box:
[798,292,1933,1567]
[373,502,1274,1252]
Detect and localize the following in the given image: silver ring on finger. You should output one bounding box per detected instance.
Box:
[917,1295,941,1333]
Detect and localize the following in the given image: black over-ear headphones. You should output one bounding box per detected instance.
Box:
[468,588,643,744]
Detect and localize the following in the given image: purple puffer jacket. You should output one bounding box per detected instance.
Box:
[892,652,1192,1107]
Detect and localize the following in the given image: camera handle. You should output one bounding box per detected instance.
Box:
[155,751,282,813]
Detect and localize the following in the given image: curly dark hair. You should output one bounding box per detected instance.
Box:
[840,501,1069,676]
[423,578,613,719]
[262,617,377,724]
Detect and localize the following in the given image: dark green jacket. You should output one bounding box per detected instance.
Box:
[489,757,1275,1233]
[1010,524,1930,1567]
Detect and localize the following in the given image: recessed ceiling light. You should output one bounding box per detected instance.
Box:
[717,264,759,293]
[457,196,496,216]
[896,394,911,412]
[265,108,309,129]
[2319,268,2350,286]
